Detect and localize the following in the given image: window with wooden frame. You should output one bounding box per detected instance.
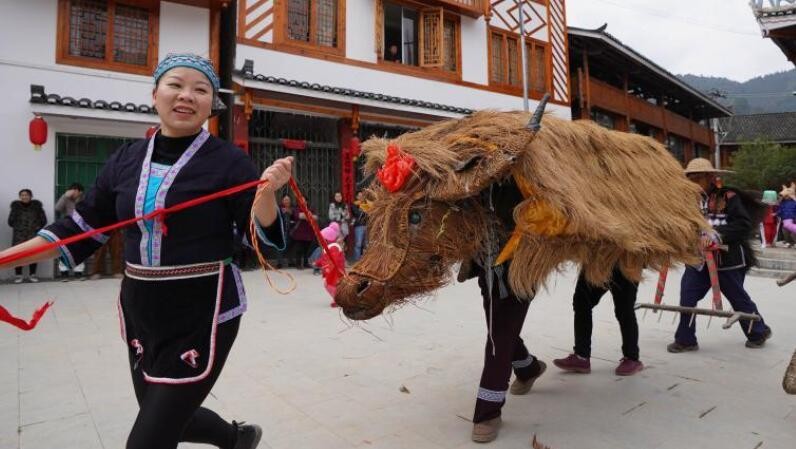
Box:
[376,0,460,74]
[279,0,345,55]
[56,0,159,75]
[489,28,549,95]
[526,40,548,95]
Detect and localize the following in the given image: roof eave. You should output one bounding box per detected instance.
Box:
[568,26,733,117]
[233,74,470,119]
[30,103,159,124]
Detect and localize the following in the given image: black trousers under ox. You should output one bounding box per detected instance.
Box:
[472,269,542,424]
[126,317,240,449]
[572,267,640,361]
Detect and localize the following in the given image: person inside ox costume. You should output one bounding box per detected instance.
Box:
[0,53,293,449]
[334,96,710,444]
[456,182,548,443]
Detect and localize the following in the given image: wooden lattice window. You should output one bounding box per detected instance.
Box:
[490,31,521,86]
[527,41,548,94]
[442,19,458,72]
[57,0,158,75]
[489,28,549,94]
[379,2,459,74]
[283,0,343,51]
[420,8,443,67]
[507,37,520,86]
[287,0,311,42]
[490,33,504,83]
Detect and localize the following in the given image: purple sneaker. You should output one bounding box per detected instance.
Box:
[552,353,591,373]
[615,358,644,376]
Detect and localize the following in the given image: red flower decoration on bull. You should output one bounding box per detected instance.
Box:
[377,144,416,192]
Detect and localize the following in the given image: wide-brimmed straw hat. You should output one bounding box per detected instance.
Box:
[683,157,733,175]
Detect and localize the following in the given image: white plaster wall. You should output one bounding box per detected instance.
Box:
[460,16,488,85]
[238,44,570,116]
[0,64,154,279]
[159,2,211,59]
[490,0,550,43]
[0,0,58,65]
[346,0,378,63]
[0,1,210,279]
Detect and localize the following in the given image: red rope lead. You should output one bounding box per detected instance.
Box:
[287,178,346,278]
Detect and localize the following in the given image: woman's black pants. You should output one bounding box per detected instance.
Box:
[126,318,240,449]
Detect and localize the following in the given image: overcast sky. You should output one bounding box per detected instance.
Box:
[565,0,794,81]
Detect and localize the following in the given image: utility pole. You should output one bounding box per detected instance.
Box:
[712,118,722,169]
[519,2,529,112]
[707,89,729,169]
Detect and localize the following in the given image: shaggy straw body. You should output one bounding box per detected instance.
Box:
[345,111,708,311]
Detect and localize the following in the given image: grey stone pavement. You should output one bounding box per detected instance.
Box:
[1,266,794,449]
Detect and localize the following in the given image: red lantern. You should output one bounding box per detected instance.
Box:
[29,115,47,150]
[145,126,158,139]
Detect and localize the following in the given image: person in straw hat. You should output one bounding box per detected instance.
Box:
[667,158,772,353]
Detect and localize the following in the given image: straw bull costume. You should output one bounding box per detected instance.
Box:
[334,97,712,440]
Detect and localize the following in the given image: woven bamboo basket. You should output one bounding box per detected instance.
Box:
[784,349,796,395]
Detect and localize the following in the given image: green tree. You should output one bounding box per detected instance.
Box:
[727,139,796,191]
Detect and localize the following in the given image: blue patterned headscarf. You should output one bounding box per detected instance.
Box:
[153,53,220,92]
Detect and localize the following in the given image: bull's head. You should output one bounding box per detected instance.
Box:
[336,98,550,320]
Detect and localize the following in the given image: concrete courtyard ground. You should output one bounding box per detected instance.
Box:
[1,266,794,449]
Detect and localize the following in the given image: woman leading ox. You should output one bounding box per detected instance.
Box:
[0,54,293,449]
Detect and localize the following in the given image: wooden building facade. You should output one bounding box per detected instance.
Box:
[752,0,796,65]
[568,26,731,164]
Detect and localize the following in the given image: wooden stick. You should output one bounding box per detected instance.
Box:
[777,271,796,287]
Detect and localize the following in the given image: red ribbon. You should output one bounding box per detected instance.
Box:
[0,178,270,331]
[288,178,345,278]
[0,178,268,268]
[0,301,53,331]
[1,176,346,330]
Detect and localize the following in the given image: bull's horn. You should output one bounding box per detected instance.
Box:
[527,93,551,132]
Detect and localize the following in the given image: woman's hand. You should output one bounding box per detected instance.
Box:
[260,157,293,192]
[252,157,294,228]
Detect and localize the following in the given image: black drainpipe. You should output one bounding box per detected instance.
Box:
[218,1,237,142]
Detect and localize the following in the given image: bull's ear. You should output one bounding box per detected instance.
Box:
[426,147,520,201]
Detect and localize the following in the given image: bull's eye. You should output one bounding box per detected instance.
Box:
[409,211,422,225]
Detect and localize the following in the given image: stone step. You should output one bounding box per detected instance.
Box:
[748,267,793,280]
[752,245,796,261]
[755,256,796,271]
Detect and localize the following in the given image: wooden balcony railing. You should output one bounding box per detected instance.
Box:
[583,77,714,147]
[418,0,485,18]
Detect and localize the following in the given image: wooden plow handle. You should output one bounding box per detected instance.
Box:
[635,303,761,330]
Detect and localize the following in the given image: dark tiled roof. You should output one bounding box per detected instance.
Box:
[719,112,796,144]
[237,64,474,115]
[29,85,156,115]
